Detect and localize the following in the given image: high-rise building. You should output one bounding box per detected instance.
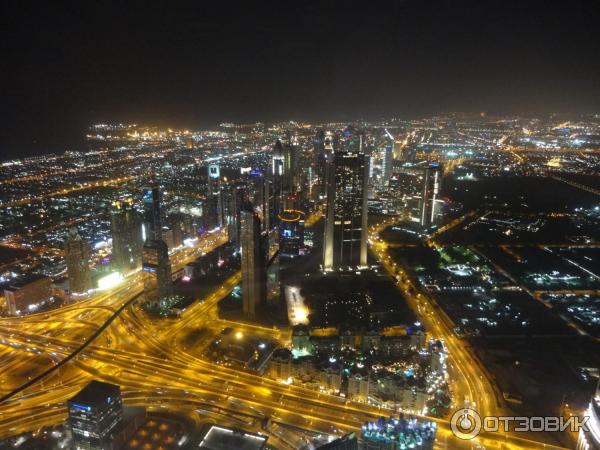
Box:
[323,145,369,270]
[140,186,172,300]
[278,209,305,257]
[65,227,92,294]
[240,204,266,318]
[142,239,172,301]
[420,164,442,227]
[270,142,285,227]
[250,170,276,232]
[110,197,142,276]
[272,140,285,179]
[266,250,280,307]
[381,130,395,186]
[167,212,188,247]
[205,163,224,230]
[223,184,244,246]
[142,186,161,242]
[282,138,297,194]
[67,380,123,450]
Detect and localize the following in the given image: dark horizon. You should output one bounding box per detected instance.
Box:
[2,0,600,160]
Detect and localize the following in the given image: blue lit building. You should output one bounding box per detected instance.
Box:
[67,380,123,450]
[361,416,436,450]
[278,209,305,257]
[141,186,161,242]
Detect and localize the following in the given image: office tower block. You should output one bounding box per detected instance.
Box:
[142,186,162,242]
[240,204,266,318]
[420,164,442,227]
[170,216,184,249]
[270,142,285,226]
[382,142,393,186]
[68,380,123,450]
[142,239,172,301]
[110,197,142,276]
[65,227,92,294]
[279,209,305,257]
[223,184,244,246]
[272,140,285,179]
[205,163,224,230]
[283,138,297,194]
[140,186,172,300]
[323,147,369,270]
[251,171,276,232]
[266,250,280,307]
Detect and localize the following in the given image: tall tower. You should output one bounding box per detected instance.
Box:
[65,227,92,294]
[271,140,285,225]
[282,137,297,194]
[382,145,393,187]
[142,186,161,242]
[223,184,244,247]
[142,239,172,300]
[140,186,172,300]
[240,204,266,318]
[110,197,142,276]
[420,164,442,227]
[323,143,369,270]
[206,163,224,230]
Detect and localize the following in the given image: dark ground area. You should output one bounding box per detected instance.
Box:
[391,174,600,417]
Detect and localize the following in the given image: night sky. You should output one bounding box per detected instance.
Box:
[1,0,599,159]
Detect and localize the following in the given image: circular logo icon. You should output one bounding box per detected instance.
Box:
[450,408,482,440]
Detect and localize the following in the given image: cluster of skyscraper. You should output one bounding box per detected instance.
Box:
[58,128,442,320]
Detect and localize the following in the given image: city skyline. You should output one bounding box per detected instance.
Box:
[2,1,600,449]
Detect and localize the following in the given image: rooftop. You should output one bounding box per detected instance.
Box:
[198,426,266,450]
[68,380,121,407]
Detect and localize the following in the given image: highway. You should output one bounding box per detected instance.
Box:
[0,224,569,449]
[369,219,501,419]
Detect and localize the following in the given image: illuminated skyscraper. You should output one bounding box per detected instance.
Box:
[420,164,442,227]
[142,239,172,300]
[381,130,394,186]
[223,184,244,246]
[68,380,123,450]
[279,209,305,257]
[205,163,224,230]
[65,227,92,294]
[270,141,285,225]
[323,145,369,270]
[110,197,142,275]
[142,186,161,242]
[240,204,266,318]
[140,186,172,300]
[282,137,297,194]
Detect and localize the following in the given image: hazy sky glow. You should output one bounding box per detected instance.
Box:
[1,0,599,158]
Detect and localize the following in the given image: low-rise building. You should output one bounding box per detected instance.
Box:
[3,274,53,316]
